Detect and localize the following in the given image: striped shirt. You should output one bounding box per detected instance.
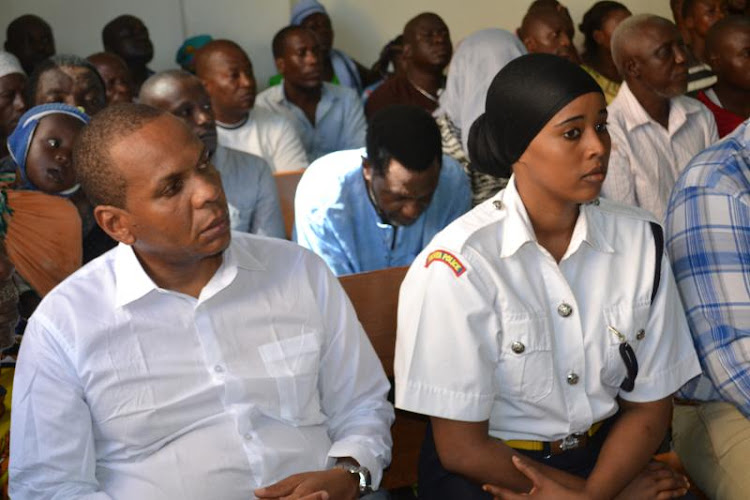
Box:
[665,119,750,417]
[602,82,718,221]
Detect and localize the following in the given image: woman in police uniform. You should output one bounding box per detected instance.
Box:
[394,54,702,499]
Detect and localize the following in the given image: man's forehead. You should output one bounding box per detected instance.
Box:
[110,115,197,174]
[634,22,679,51]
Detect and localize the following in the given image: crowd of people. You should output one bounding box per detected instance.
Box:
[0,0,748,498]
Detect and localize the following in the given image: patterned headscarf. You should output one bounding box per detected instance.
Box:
[176,34,213,73]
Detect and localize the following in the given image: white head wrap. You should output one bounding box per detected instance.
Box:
[436,29,526,152]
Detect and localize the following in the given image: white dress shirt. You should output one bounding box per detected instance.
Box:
[217,107,309,172]
[395,178,701,442]
[601,82,718,221]
[10,233,393,499]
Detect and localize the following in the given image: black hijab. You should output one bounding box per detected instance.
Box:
[468,53,603,178]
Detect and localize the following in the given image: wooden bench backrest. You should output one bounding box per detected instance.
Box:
[339,266,427,491]
[273,169,305,240]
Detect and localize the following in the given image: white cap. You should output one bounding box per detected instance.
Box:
[0,51,25,78]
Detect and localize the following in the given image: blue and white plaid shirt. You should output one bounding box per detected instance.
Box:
[665,119,750,417]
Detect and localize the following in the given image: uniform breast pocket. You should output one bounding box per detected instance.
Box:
[258,331,322,424]
[497,316,554,403]
[602,303,649,389]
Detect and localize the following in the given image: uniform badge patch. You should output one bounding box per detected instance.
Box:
[425,250,466,277]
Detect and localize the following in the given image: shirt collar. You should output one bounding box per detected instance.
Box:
[278,81,334,106]
[113,236,267,308]
[618,81,696,136]
[499,177,614,259]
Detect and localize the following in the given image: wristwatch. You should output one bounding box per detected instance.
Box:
[334,462,372,496]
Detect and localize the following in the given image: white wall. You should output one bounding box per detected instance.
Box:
[0,0,673,90]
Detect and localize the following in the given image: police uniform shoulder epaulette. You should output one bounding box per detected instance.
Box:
[591,197,659,226]
[431,195,508,253]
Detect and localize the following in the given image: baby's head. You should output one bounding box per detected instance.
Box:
[7,103,90,195]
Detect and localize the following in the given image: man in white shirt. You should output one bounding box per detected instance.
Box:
[255,26,367,162]
[9,103,393,499]
[195,39,308,172]
[602,14,718,221]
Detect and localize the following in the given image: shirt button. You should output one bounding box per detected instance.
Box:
[557,303,573,317]
[567,372,580,385]
[511,341,525,354]
[636,329,646,340]
[243,433,252,440]
[214,365,224,373]
[493,200,504,210]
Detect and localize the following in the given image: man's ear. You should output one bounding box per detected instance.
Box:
[401,41,413,61]
[624,56,640,79]
[522,35,537,53]
[362,157,373,183]
[593,29,606,46]
[275,56,286,75]
[94,205,136,245]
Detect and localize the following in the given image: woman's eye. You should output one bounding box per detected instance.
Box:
[595,122,608,133]
[47,138,60,148]
[563,128,581,140]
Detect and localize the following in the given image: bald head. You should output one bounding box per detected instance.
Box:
[612,15,688,97]
[194,39,246,78]
[140,70,218,154]
[194,39,256,124]
[139,69,195,104]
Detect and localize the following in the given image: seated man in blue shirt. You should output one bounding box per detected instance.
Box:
[255,25,367,162]
[139,70,285,238]
[665,118,750,499]
[295,104,471,276]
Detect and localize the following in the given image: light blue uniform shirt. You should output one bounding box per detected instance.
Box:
[254,82,367,162]
[294,148,471,275]
[213,145,285,238]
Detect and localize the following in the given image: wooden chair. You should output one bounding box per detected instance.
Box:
[273,169,305,240]
[339,266,427,492]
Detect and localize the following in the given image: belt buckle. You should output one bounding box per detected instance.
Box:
[559,433,582,451]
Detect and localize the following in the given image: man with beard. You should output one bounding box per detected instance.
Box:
[139,70,284,238]
[102,15,154,92]
[365,13,452,119]
[195,40,308,172]
[4,14,55,75]
[601,14,717,221]
[294,105,470,276]
[255,26,366,162]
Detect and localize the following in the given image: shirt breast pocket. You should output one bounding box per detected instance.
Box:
[258,331,322,424]
[497,316,554,403]
[602,303,650,389]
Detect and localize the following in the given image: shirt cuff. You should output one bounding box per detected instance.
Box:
[621,354,702,403]
[327,439,384,490]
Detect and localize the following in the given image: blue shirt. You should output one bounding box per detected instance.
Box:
[254,82,367,162]
[665,119,750,416]
[213,145,285,238]
[294,148,471,276]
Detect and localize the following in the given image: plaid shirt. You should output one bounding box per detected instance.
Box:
[665,119,750,417]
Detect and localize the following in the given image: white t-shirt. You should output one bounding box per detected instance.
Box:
[217,107,308,172]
